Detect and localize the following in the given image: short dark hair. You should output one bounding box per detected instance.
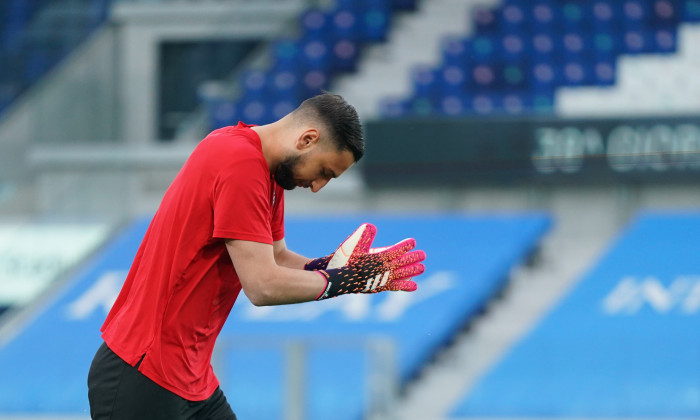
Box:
[294,92,365,162]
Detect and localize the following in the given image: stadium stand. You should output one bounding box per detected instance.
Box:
[0,213,550,419]
[196,0,700,130]
[450,211,700,418]
[202,0,419,129]
[379,0,700,118]
[0,0,112,116]
[4,1,699,140]
[557,23,700,116]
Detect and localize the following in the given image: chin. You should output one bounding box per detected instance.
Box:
[281,181,297,191]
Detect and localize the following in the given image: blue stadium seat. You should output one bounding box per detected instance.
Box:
[208,99,239,129]
[270,99,296,121]
[271,38,302,72]
[300,9,331,41]
[592,59,616,85]
[299,37,331,72]
[409,65,437,98]
[531,32,556,58]
[469,63,498,92]
[440,35,469,67]
[360,2,391,42]
[653,27,678,52]
[438,94,467,116]
[329,38,360,73]
[329,8,361,43]
[500,33,527,61]
[269,69,301,102]
[592,31,621,58]
[299,69,329,98]
[436,65,468,97]
[500,3,527,33]
[239,98,270,125]
[472,6,500,36]
[649,0,681,28]
[239,69,268,100]
[531,2,557,29]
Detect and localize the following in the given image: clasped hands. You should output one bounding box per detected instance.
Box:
[304,224,426,300]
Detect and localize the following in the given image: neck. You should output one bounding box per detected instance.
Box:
[251,123,281,172]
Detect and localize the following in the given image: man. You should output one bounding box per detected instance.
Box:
[87,93,426,419]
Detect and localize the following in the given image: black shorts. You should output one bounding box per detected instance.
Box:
[88,342,237,420]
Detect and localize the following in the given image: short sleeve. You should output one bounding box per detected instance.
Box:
[211,157,273,244]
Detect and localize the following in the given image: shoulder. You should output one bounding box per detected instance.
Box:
[194,123,266,170]
[201,123,261,155]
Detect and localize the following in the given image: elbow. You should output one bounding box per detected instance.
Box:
[247,292,272,307]
[243,280,278,307]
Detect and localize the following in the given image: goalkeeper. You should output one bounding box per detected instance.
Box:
[87,92,426,420]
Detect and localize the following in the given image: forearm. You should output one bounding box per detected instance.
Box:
[249,265,326,306]
[228,224,426,305]
[274,247,312,270]
[228,239,325,306]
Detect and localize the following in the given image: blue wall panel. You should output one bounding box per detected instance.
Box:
[0,213,550,417]
[0,218,150,415]
[219,214,551,420]
[451,211,700,418]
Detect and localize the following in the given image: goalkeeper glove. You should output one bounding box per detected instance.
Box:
[304,223,418,270]
[311,223,426,300]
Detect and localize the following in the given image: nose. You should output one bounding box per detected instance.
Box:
[310,178,329,193]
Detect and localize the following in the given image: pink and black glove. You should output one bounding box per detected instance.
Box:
[310,223,426,300]
[304,253,333,271]
[304,224,421,271]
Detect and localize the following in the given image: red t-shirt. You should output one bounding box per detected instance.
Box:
[101,122,284,401]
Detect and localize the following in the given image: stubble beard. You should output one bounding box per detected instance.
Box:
[274,154,302,190]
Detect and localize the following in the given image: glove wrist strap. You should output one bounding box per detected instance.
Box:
[314,270,333,300]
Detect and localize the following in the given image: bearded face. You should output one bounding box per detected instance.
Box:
[273,153,304,190]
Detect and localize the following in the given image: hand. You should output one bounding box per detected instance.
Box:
[313,223,426,300]
[304,223,418,270]
[304,254,333,271]
[304,223,374,271]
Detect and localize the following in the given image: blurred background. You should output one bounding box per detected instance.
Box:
[0,0,699,419]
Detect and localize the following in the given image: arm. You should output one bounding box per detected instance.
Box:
[226,238,325,306]
[228,224,425,305]
[272,238,312,270]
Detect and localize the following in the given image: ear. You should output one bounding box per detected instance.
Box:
[295,128,321,151]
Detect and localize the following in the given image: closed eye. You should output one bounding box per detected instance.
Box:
[322,168,337,180]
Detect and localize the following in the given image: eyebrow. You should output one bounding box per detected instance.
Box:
[326,168,338,179]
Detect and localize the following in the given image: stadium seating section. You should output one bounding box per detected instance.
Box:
[3,1,700,125]
[204,0,700,127]
[0,213,550,418]
[0,0,111,115]
[381,0,700,118]
[205,0,418,128]
[451,211,700,418]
